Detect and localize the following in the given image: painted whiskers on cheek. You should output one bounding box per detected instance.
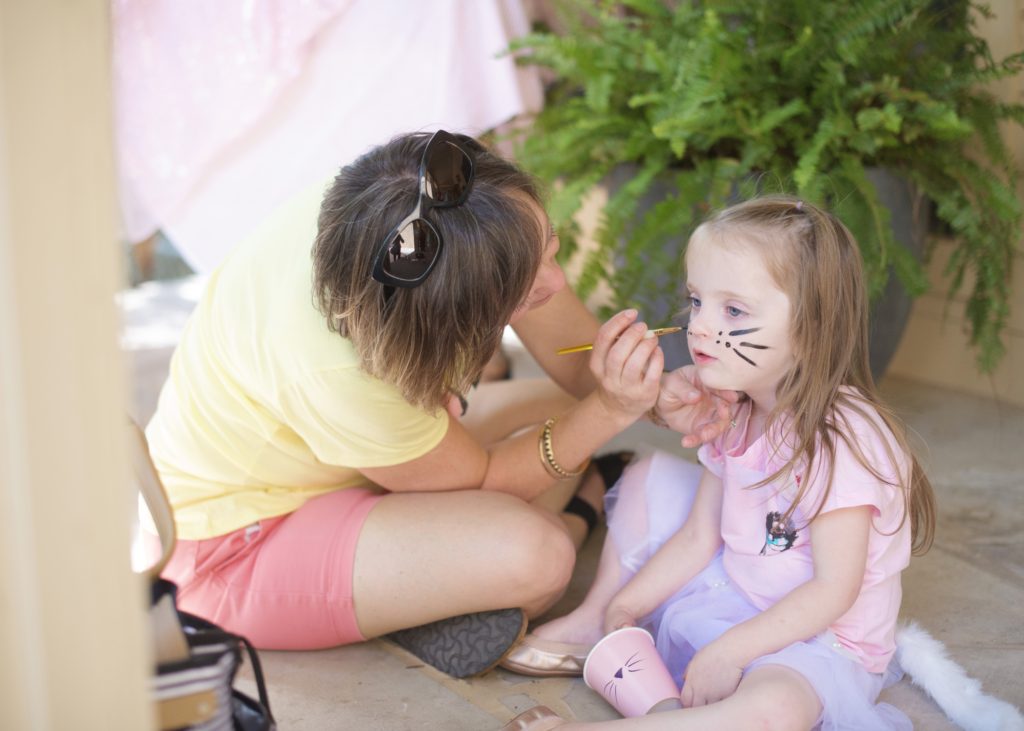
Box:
[711,327,769,367]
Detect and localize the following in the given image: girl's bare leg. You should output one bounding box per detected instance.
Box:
[463,378,608,549]
[530,528,626,646]
[532,665,821,731]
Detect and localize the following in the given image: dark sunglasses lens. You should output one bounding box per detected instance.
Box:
[423,140,473,206]
[380,219,440,282]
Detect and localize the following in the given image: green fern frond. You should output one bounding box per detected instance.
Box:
[512,0,1023,372]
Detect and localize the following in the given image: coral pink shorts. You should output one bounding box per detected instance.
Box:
[161,487,383,650]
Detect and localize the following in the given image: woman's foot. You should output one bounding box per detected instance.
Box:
[562,465,605,546]
[591,450,634,492]
[562,451,634,548]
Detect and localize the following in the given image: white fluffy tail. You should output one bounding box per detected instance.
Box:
[895,621,1024,731]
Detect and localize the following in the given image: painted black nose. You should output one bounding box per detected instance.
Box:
[614,668,623,679]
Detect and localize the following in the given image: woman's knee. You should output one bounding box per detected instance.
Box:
[361,489,575,611]
[493,501,576,600]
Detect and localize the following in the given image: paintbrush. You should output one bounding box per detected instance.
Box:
[556,326,683,355]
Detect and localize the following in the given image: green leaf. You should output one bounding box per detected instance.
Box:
[511,0,1024,372]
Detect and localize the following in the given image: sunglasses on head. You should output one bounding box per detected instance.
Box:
[370,130,477,289]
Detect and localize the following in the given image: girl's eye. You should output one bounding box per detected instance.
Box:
[726,305,744,317]
[688,295,701,309]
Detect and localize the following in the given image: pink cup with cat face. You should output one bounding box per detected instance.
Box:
[582,627,680,717]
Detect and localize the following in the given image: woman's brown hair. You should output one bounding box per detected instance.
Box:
[695,196,935,554]
[312,132,546,412]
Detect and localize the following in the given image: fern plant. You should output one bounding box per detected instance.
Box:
[510,0,1023,371]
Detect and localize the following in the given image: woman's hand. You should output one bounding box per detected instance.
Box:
[589,310,664,421]
[680,640,745,707]
[654,366,740,448]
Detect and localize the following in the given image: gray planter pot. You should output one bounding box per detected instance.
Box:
[863,168,927,380]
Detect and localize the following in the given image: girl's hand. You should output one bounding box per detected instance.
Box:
[589,310,663,421]
[680,641,744,707]
[603,603,639,635]
[654,366,740,448]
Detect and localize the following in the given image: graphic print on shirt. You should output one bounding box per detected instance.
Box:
[760,510,798,554]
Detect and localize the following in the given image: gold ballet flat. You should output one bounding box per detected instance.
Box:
[500,705,567,730]
[498,633,591,677]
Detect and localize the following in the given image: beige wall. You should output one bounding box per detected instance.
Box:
[888,0,1024,406]
[0,1,152,729]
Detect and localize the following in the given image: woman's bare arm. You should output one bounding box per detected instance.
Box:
[361,309,661,499]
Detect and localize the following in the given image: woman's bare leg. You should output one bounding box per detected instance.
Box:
[479,346,512,383]
[530,528,626,646]
[462,378,577,447]
[463,377,608,548]
[352,489,576,638]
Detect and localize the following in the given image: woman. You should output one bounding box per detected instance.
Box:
[146,130,728,678]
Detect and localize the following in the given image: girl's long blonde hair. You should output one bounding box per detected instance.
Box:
[697,196,935,554]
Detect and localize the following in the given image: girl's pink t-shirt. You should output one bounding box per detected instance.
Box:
[698,395,912,673]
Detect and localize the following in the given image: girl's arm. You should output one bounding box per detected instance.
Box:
[603,469,724,632]
[680,505,872,708]
[359,309,661,499]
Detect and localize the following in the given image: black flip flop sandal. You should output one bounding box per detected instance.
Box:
[563,450,635,536]
[592,450,635,491]
[385,607,527,679]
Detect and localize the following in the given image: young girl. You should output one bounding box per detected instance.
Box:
[501,196,936,730]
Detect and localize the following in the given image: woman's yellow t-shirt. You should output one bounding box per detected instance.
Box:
[146,182,449,540]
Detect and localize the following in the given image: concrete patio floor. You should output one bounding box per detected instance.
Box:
[123,277,1023,729]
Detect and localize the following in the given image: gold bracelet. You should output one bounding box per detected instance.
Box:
[538,422,563,479]
[539,417,591,479]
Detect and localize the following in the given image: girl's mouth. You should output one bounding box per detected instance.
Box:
[692,349,717,365]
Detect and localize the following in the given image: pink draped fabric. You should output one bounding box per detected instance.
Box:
[113,0,542,273]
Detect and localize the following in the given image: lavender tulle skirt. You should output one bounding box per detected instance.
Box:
[604,451,911,731]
